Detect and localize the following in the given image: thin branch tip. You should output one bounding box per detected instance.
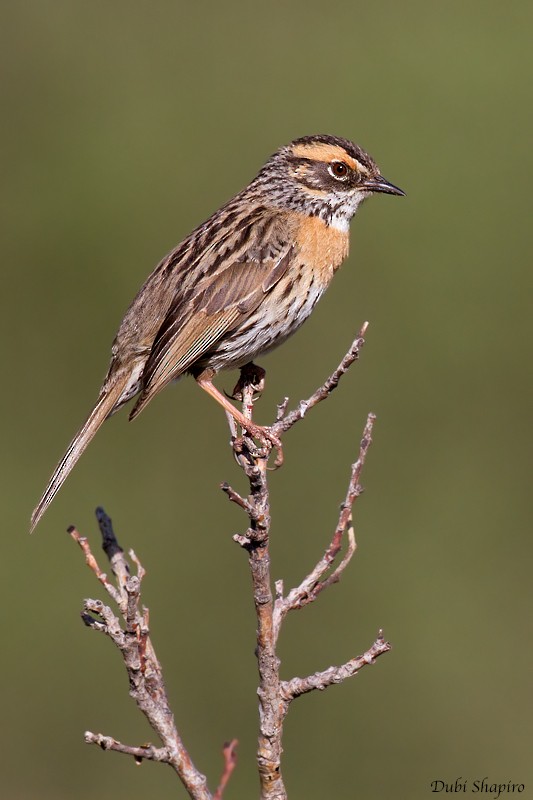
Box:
[213,739,239,800]
[272,323,370,435]
[280,632,391,702]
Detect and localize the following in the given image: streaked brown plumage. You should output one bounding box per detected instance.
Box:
[31,134,404,531]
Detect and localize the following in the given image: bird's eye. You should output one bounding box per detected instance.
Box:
[329,161,349,179]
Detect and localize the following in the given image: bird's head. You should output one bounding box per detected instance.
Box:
[259,134,405,229]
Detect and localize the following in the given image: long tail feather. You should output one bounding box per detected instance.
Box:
[30,376,129,533]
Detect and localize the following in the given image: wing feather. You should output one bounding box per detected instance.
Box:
[129,212,296,420]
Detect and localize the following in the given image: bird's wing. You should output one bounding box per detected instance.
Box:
[129,212,296,419]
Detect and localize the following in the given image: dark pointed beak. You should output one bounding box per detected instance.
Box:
[362,175,405,196]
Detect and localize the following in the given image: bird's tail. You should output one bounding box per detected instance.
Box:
[30,375,130,533]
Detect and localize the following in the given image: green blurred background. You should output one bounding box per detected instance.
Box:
[2,2,532,798]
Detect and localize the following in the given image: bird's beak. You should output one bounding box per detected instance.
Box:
[362,175,405,196]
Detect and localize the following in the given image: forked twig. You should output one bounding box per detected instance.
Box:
[70,511,218,800]
[70,325,391,800]
[213,740,239,800]
[280,631,391,700]
[273,412,375,640]
[272,321,368,436]
[223,326,391,800]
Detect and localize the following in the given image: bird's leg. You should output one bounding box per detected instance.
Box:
[230,362,266,401]
[195,369,283,467]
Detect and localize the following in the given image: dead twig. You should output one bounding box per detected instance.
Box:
[223,325,390,800]
[280,632,391,702]
[70,324,389,800]
[271,322,369,436]
[213,740,239,800]
[273,413,376,640]
[70,510,231,800]
[83,732,169,764]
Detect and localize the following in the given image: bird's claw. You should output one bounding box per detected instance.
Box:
[231,363,266,401]
[236,423,283,468]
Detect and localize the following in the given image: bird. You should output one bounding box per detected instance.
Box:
[31,134,404,531]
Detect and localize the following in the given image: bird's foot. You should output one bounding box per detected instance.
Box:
[195,368,282,467]
[237,421,284,469]
[230,362,266,402]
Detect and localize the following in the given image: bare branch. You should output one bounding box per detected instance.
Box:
[71,323,389,800]
[225,378,286,799]
[220,481,258,518]
[129,548,146,581]
[213,740,239,800]
[272,322,369,436]
[68,526,123,608]
[84,732,170,764]
[72,515,213,800]
[273,413,376,639]
[96,507,127,571]
[223,339,389,800]
[275,397,289,421]
[280,631,391,702]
